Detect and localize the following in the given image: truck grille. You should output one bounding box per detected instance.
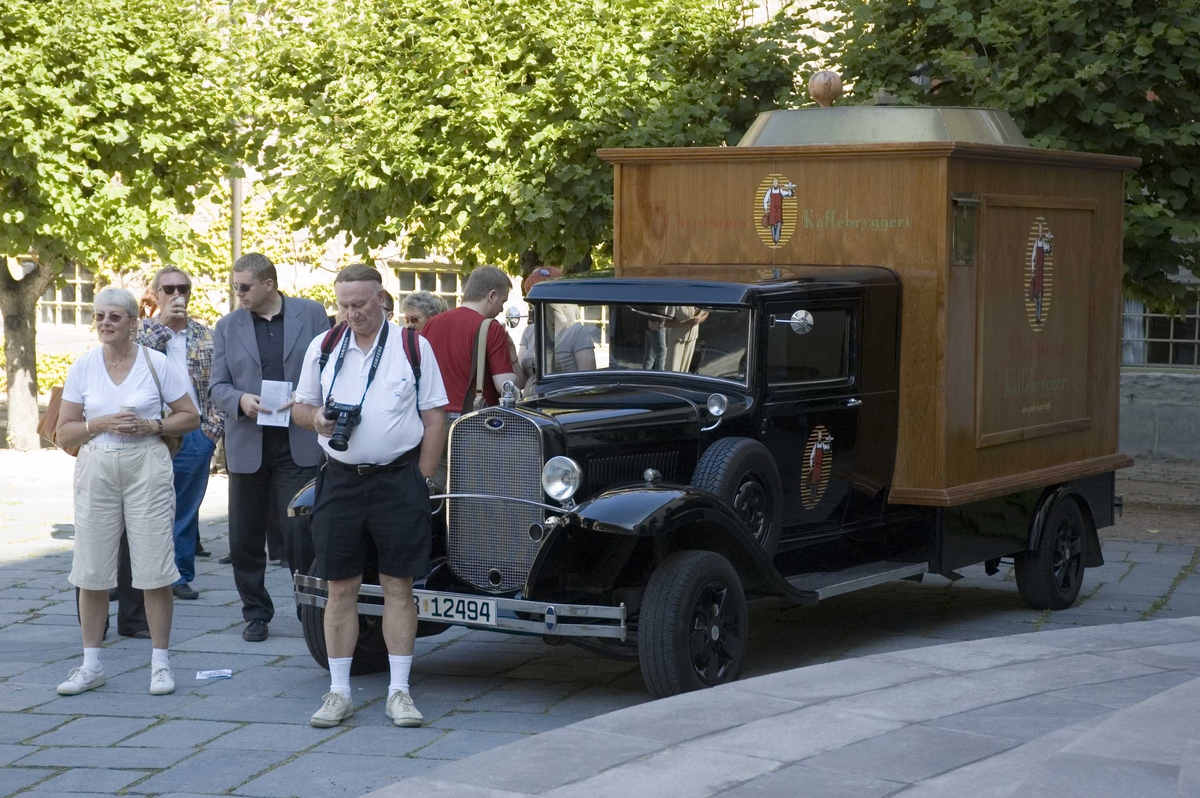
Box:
[447,408,544,592]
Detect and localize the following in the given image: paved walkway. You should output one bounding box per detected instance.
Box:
[374,617,1200,797]
[1,449,1199,798]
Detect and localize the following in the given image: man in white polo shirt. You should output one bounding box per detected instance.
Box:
[292,263,448,729]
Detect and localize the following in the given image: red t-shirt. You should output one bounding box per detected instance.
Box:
[422,306,513,413]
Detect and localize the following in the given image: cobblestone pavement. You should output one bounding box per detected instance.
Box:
[1,449,1199,798]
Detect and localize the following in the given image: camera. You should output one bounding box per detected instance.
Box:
[322,399,363,452]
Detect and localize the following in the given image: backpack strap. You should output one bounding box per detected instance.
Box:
[318,321,348,370]
[402,326,422,415]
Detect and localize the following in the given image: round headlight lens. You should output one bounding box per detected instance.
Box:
[542,456,583,502]
[707,393,728,417]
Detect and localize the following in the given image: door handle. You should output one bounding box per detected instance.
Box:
[845,398,862,407]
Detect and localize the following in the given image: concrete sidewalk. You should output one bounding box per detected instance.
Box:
[375,617,1200,798]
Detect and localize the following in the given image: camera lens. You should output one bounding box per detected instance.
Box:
[328,433,349,452]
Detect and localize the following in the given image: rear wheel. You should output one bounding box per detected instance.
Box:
[638,550,748,698]
[1015,496,1087,610]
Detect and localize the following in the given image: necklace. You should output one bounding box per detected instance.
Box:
[106,348,134,368]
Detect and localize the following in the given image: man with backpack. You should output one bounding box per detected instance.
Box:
[420,265,520,488]
[291,264,448,729]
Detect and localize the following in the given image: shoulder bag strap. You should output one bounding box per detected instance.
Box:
[403,326,421,415]
[460,317,494,414]
[141,345,169,418]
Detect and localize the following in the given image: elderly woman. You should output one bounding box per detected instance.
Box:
[54,287,200,697]
[400,290,445,332]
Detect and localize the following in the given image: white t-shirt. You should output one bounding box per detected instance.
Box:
[295,321,449,465]
[63,347,190,445]
[165,328,201,411]
[552,323,600,373]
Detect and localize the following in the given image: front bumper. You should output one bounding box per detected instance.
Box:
[293,574,627,641]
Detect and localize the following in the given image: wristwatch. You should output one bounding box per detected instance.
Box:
[425,477,436,493]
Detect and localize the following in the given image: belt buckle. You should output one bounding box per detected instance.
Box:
[356,463,372,477]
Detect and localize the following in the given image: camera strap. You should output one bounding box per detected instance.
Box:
[325,321,390,407]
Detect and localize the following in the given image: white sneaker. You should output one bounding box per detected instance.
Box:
[150,667,175,695]
[57,667,105,696]
[311,692,355,728]
[385,690,423,727]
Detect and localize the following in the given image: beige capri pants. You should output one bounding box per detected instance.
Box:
[69,438,180,591]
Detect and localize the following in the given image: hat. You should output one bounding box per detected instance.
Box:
[522,266,562,295]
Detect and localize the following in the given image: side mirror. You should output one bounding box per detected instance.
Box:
[789,309,814,335]
[505,306,523,329]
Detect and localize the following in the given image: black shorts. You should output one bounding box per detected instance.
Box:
[311,454,432,581]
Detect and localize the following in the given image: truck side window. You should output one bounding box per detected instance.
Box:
[767,308,851,384]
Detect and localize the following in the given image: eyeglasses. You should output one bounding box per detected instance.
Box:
[404,315,423,326]
[93,312,128,325]
[159,284,190,295]
[232,282,257,294]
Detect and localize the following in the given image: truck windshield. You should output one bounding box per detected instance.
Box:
[536,303,751,384]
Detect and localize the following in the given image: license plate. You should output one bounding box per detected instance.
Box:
[414,593,496,626]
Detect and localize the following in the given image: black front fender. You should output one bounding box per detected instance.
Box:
[525,485,794,603]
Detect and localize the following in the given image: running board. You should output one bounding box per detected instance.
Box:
[786,561,929,602]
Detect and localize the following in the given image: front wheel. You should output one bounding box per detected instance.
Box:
[1015,496,1087,610]
[299,561,389,675]
[638,550,748,699]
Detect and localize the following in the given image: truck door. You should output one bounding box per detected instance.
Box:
[760,299,861,537]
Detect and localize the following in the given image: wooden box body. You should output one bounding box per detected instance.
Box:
[598,142,1138,506]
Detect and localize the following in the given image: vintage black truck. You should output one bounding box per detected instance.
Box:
[291,266,1119,698]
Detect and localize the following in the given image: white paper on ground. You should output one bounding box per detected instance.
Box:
[257,380,293,427]
[196,669,233,680]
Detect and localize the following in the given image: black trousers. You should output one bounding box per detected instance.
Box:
[75,531,147,637]
[228,428,316,623]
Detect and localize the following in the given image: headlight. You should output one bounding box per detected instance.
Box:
[542,456,582,502]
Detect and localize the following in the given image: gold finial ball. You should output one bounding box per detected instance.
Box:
[808,71,843,108]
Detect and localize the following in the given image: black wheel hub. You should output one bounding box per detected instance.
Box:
[688,581,741,685]
[732,476,770,545]
[1052,516,1084,594]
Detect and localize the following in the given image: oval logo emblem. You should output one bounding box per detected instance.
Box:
[800,425,834,510]
[485,417,505,430]
[1025,217,1054,332]
[755,174,798,250]
[544,606,557,632]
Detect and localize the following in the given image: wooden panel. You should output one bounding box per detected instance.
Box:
[889,453,1134,506]
[974,195,1097,448]
[943,159,1127,491]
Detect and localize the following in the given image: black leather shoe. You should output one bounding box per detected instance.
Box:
[218,554,233,564]
[195,544,212,558]
[242,619,269,642]
[172,584,200,600]
[108,588,119,602]
[122,628,152,640]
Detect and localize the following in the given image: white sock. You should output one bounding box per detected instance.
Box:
[82,648,102,674]
[388,654,413,698]
[328,657,352,699]
[151,648,169,671]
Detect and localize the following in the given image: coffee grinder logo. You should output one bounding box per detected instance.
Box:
[1025,218,1054,331]
[800,425,834,510]
[755,174,798,249]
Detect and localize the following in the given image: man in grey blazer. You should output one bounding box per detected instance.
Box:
[211,253,330,641]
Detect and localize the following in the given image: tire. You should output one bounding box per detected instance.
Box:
[638,550,748,699]
[299,561,389,676]
[691,437,782,557]
[1015,496,1088,610]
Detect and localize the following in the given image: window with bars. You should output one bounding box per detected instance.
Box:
[39,262,95,326]
[1122,298,1200,369]
[394,266,462,310]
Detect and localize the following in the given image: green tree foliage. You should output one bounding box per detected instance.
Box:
[819,0,1200,310]
[249,0,813,273]
[0,0,238,447]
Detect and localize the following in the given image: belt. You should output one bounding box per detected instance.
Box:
[84,438,164,452]
[325,445,419,476]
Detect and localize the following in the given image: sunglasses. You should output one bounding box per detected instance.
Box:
[93,312,128,325]
[232,282,258,294]
[159,284,190,295]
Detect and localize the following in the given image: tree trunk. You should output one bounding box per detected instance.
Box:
[0,258,57,451]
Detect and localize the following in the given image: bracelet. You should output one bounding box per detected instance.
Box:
[156,419,164,434]
[85,419,92,436]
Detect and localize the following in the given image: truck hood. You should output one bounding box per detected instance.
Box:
[521,385,699,434]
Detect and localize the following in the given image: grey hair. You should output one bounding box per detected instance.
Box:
[93,287,138,319]
[401,291,445,319]
[233,252,277,283]
[151,265,192,292]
